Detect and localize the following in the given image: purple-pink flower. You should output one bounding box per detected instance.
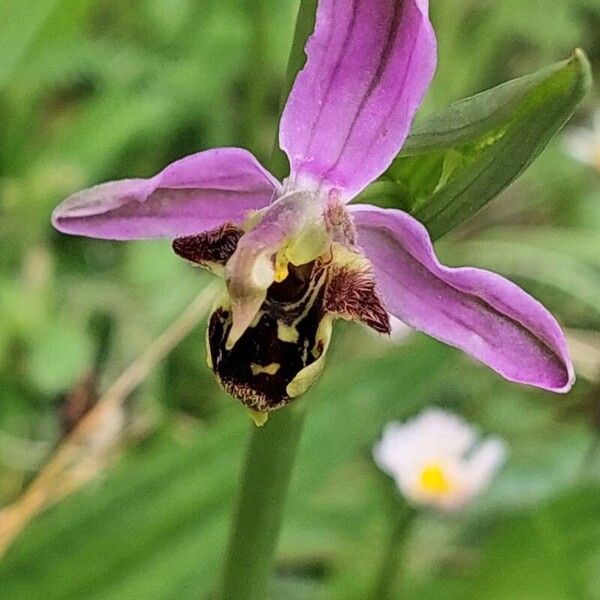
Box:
[52,0,574,414]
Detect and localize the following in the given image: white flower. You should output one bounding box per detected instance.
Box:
[373,409,506,511]
[564,110,600,171]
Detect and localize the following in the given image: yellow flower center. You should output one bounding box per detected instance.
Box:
[420,463,451,495]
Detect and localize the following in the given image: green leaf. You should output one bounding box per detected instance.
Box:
[363,50,592,240]
[469,485,600,600]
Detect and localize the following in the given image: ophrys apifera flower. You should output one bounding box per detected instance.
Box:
[53,0,574,420]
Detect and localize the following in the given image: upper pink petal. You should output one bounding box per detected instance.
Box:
[351,205,574,393]
[52,148,281,240]
[280,0,436,200]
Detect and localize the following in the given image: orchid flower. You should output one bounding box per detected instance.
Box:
[52,0,574,418]
[374,409,506,511]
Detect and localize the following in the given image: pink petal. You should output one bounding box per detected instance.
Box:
[52,148,281,240]
[280,0,436,200]
[351,205,574,392]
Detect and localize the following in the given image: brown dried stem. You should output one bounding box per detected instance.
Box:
[0,282,219,559]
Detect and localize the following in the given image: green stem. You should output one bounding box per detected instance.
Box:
[220,406,307,600]
[269,0,318,180]
[371,504,416,600]
[219,3,318,599]
[242,0,268,160]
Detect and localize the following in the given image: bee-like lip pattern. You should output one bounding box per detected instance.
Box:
[207,262,327,411]
[174,208,390,411]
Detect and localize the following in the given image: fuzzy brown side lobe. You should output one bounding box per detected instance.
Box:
[325,264,391,334]
[172,223,243,266]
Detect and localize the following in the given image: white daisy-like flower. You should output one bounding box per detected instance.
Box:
[564,110,600,171]
[373,409,506,511]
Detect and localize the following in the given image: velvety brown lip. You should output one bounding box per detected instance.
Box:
[208,263,326,411]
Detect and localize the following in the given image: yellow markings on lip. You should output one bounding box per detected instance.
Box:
[287,315,333,399]
[420,463,452,495]
[250,362,281,376]
[274,250,289,283]
[246,407,269,427]
[277,322,300,343]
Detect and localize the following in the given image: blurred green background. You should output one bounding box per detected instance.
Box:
[1,0,600,598]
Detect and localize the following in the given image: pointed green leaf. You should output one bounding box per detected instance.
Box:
[362,50,592,240]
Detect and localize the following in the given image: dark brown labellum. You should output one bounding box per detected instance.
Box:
[207,262,327,411]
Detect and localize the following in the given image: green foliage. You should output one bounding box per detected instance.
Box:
[1,0,600,598]
[360,51,592,239]
[0,336,596,599]
[0,0,63,89]
[469,486,600,600]
[446,227,600,327]
[29,320,94,394]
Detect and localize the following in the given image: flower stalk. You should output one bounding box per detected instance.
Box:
[371,503,416,600]
[269,0,317,179]
[219,3,317,599]
[219,405,306,600]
